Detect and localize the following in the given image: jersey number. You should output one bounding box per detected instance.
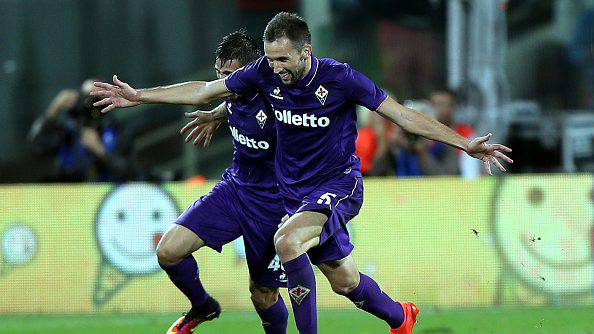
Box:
[268,255,285,272]
[317,192,337,205]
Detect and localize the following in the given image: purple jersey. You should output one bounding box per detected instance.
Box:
[220,93,284,227]
[176,94,286,286]
[224,93,278,193]
[225,56,388,201]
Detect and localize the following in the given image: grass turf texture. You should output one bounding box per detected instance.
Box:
[1,307,592,334]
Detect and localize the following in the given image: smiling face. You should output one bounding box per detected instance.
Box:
[264,37,311,85]
[96,184,178,275]
[493,176,593,295]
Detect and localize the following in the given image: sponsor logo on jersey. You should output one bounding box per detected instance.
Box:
[270,87,284,100]
[229,126,270,150]
[256,110,267,129]
[226,102,233,114]
[289,285,311,305]
[274,109,330,128]
[315,85,328,105]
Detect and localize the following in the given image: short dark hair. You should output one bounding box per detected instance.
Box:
[215,29,261,66]
[264,12,311,50]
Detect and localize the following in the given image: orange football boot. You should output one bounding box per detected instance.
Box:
[389,302,419,334]
[166,297,221,334]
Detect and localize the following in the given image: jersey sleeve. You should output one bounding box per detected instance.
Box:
[224,57,263,95]
[342,65,388,111]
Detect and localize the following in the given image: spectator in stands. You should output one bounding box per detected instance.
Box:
[389,100,436,176]
[380,89,462,177]
[28,79,135,182]
[356,102,422,177]
[413,89,461,176]
[355,106,381,176]
[357,100,433,177]
[355,91,405,177]
[354,125,377,176]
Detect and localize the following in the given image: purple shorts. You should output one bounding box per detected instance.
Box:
[177,174,287,287]
[284,169,363,265]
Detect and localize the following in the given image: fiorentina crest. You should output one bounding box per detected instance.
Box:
[315,85,328,105]
[256,110,267,129]
[289,285,311,305]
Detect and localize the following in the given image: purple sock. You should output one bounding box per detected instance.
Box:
[159,255,209,307]
[345,273,404,329]
[256,294,289,334]
[283,254,317,334]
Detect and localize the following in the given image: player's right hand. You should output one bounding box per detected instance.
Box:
[91,75,141,113]
[467,133,513,175]
[180,110,222,148]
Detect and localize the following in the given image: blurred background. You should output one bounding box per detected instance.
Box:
[0,0,593,333]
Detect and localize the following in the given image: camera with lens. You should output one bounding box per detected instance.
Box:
[68,94,103,128]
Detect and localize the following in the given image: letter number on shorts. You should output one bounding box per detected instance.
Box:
[317,192,337,205]
[268,255,284,272]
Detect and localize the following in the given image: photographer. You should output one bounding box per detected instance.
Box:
[28,79,134,182]
[389,96,460,177]
[390,114,425,177]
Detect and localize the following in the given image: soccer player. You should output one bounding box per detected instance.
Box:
[93,13,512,334]
[126,31,289,334]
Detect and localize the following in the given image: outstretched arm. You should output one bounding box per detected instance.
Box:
[377,97,469,149]
[137,79,231,105]
[376,96,513,174]
[91,75,231,113]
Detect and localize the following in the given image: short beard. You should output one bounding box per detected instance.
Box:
[287,58,306,85]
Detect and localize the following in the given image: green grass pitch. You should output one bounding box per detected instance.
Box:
[1,307,593,334]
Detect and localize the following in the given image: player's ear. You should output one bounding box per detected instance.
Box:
[302,44,312,59]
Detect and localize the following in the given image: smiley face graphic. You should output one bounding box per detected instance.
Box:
[96,183,178,275]
[493,175,593,296]
[0,224,37,276]
[94,183,178,306]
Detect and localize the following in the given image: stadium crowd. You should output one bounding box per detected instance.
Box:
[355,89,478,177]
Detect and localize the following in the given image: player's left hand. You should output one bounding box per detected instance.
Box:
[466,133,513,175]
[180,111,223,148]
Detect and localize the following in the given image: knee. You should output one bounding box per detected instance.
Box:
[156,242,183,267]
[249,284,279,311]
[273,230,302,259]
[330,275,360,296]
